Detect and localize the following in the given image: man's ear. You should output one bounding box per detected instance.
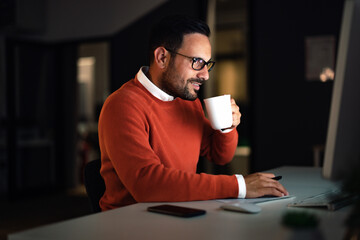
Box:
[153,47,169,69]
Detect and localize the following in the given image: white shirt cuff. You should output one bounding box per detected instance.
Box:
[220,128,235,134]
[235,174,246,198]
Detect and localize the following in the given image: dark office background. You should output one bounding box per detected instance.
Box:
[249,0,343,171]
[0,0,344,238]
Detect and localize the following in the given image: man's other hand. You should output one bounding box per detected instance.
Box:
[244,172,289,198]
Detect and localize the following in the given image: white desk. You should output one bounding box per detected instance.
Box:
[8,166,352,240]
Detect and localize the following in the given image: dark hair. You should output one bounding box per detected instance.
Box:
[148,15,210,64]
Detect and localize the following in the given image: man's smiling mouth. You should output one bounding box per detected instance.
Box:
[189,79,204,91]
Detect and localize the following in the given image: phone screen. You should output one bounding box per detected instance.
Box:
[147,204,206,218]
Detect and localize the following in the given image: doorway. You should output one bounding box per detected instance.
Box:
[75,42,110,186]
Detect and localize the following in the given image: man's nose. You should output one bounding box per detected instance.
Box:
[196,67,209,81]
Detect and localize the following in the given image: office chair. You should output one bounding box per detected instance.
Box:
[84,159,105,213]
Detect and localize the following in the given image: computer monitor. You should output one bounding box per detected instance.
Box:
[323,0,360,181]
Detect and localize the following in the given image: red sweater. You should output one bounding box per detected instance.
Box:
[98,76,239,210]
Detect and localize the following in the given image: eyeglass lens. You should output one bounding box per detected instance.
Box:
[193,59,214,71]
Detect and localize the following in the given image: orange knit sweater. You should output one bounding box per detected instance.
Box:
[98,76,239,210]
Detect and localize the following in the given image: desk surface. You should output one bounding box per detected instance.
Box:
[9,166,352,240]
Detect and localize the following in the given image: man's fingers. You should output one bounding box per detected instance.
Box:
[264,179,288,196]
[254,172,276,179]
[244,172,289,198]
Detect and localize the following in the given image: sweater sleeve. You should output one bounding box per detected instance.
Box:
[98,89,239,207]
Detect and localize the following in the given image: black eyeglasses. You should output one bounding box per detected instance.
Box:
[165,48,215,72]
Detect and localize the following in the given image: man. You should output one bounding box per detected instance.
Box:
[98,15,288,211]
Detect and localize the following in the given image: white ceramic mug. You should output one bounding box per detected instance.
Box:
[204,94,232,130]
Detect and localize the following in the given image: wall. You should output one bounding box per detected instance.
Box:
[249,0,345,171]
[8,0,167,41]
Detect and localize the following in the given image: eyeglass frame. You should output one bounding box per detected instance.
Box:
[165,48,215,72]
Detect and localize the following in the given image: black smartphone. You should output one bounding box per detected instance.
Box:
[147,204,206,218]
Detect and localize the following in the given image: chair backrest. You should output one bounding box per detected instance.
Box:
[84,159,105,213]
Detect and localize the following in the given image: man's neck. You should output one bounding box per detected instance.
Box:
[137,66,174,102]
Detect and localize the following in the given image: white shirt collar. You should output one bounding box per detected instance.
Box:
[137,66,175,101]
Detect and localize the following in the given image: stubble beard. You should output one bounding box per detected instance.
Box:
[160,62,204,101]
